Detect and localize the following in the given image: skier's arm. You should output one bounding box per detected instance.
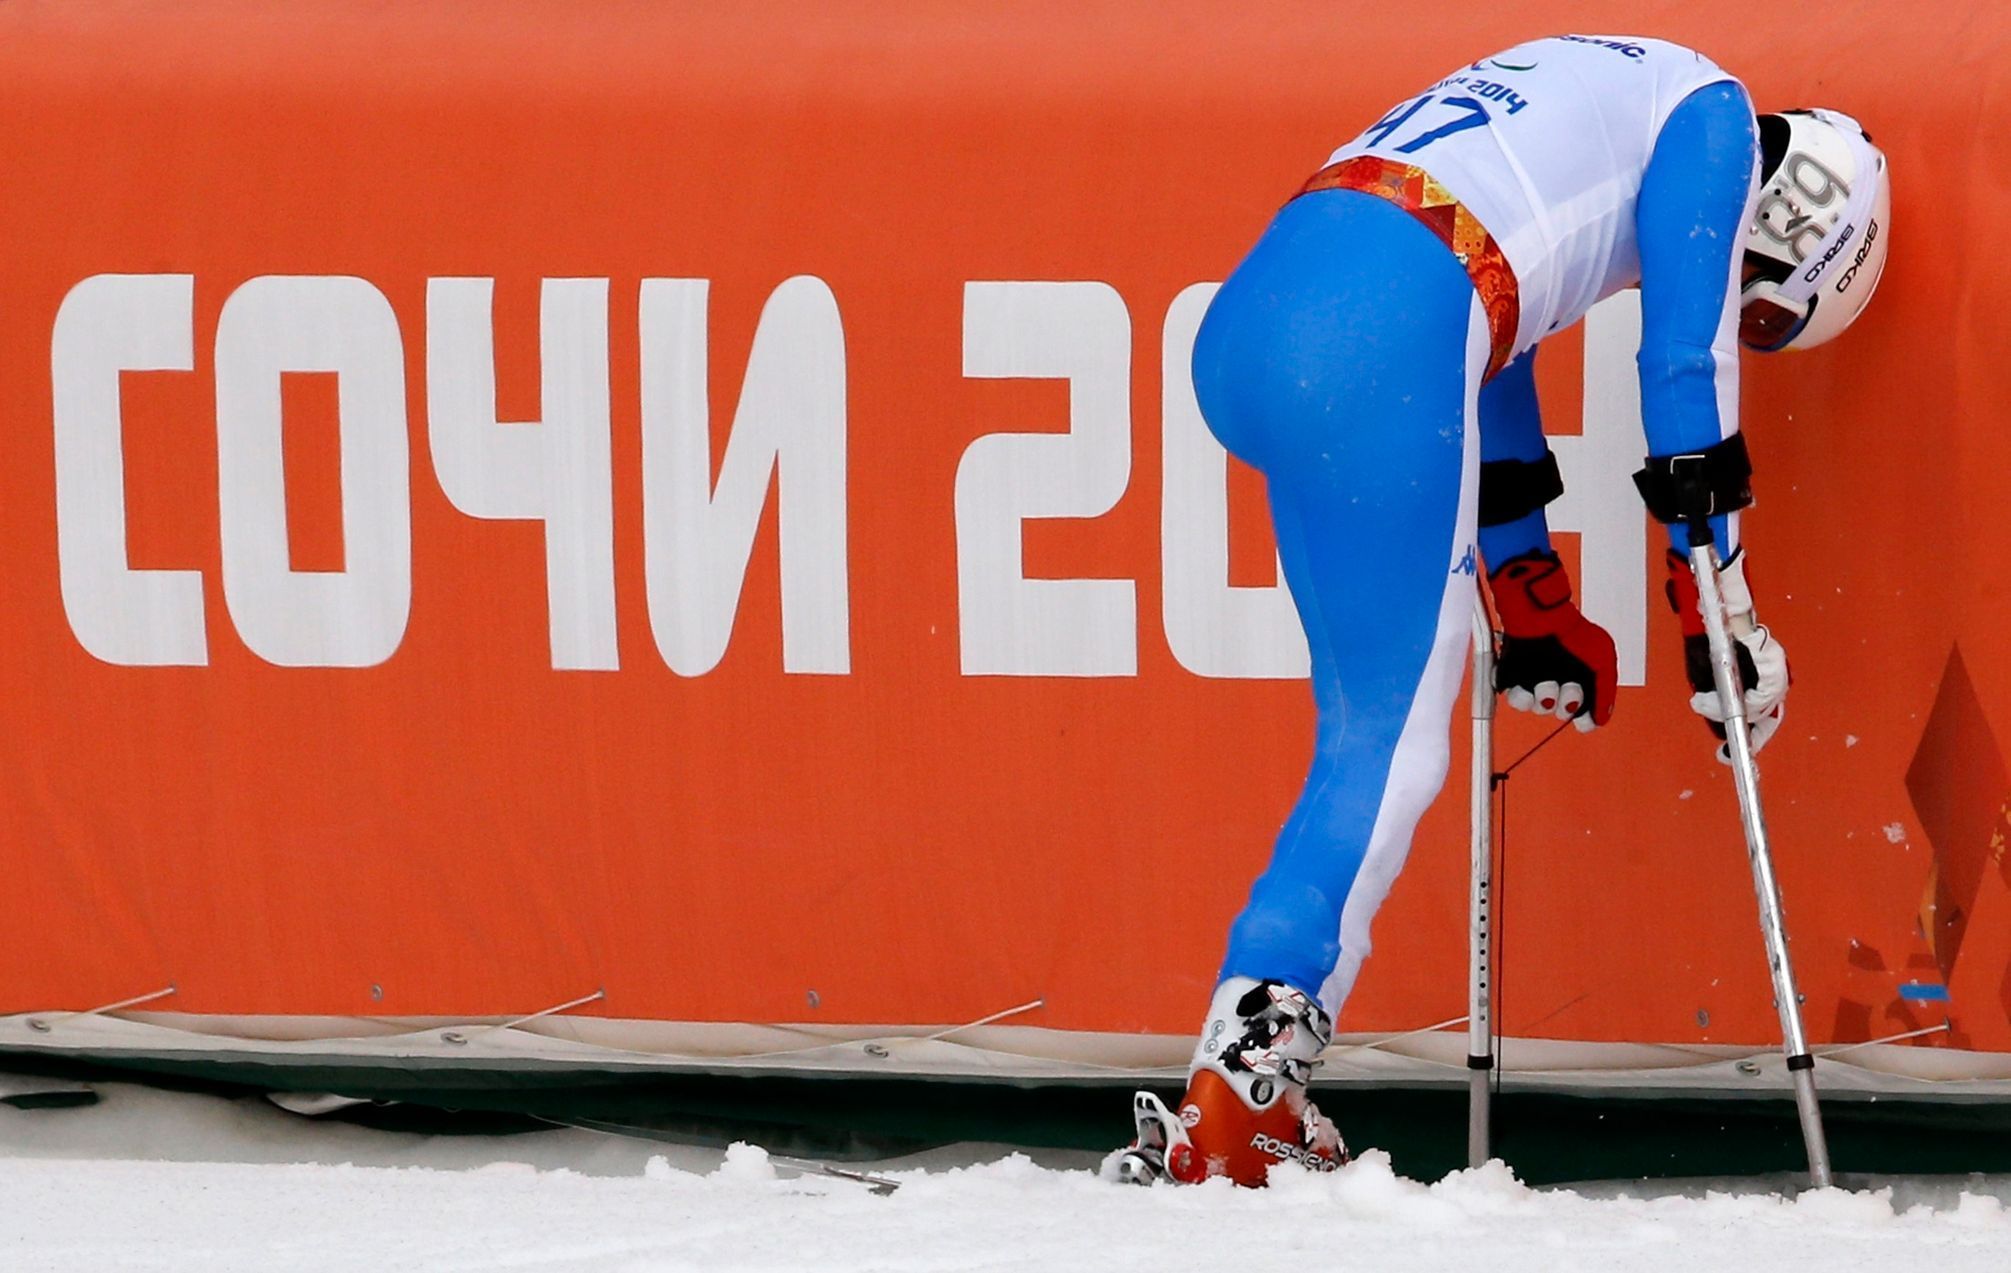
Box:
[1477,347,1619,730]
[1635,80,1758,559]
[1637,83,1790,756]
[1475,348,1552,568]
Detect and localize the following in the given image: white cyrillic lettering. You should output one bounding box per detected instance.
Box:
[640,276,850,677]
[51,273,208,666]
[214,275,410,668]
[426,278,618,670]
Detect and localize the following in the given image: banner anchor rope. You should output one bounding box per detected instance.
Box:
[443,987,607,1045]
[25,984,178,1034]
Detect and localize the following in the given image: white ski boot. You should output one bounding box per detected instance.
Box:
[1112,977,1347,1186]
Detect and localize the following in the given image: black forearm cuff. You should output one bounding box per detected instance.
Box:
[1478,451,1564,528]
[1633,433,1753,524]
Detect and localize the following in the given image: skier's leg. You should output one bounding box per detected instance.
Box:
[1218,325,1482,1018]
[1136,191,1485,1186]
[1198,195,1486,1024]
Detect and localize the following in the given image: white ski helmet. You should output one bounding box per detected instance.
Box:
[1739,108,1891,352]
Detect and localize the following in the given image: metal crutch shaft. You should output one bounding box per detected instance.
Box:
[1683,509,1833,1189]
[1467,593,1495,1169]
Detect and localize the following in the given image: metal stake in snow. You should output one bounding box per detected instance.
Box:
[1682,494,1833,1189]
[1466,593,1495,1170]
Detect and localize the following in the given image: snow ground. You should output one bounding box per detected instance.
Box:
[5,1080,2011,1272]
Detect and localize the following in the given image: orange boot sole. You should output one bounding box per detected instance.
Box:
[1170,1068,1347,1187]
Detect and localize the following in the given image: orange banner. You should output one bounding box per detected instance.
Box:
[3,2,2009,1058]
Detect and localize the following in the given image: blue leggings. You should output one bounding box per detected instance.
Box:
[1193,190,1485,1018]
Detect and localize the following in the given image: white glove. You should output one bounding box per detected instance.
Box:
[1666,548,1790,763]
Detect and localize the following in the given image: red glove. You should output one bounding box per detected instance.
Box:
[1488,550,1619,731]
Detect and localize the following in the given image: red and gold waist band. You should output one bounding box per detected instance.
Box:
[1295,156,1521,381]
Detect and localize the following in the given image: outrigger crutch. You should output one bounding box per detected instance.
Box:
[1466,591,1495,1169]
[1679,481,1833,1189]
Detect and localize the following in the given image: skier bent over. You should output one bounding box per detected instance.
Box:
[1116,33,1891,1187]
